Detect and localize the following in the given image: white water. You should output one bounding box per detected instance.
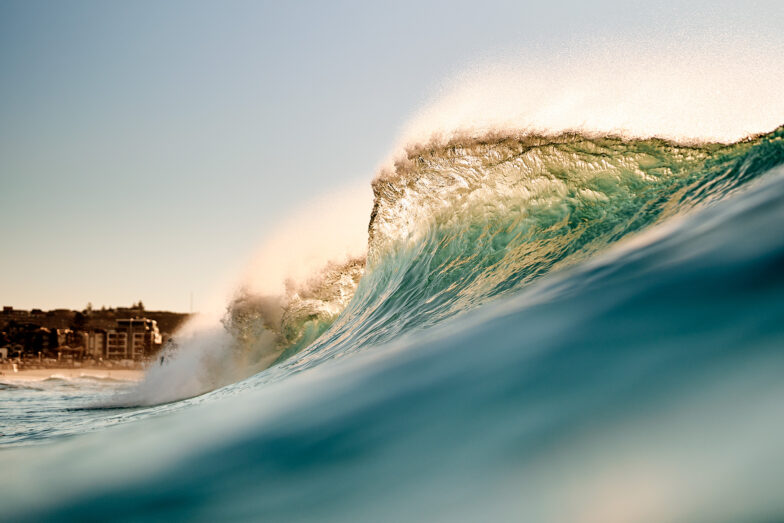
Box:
[395,43,784,157]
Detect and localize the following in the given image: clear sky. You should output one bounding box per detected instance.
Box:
[1,0,782,312]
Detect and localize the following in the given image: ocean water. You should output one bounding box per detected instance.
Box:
[0,376,139,446]
[2,123,784,522]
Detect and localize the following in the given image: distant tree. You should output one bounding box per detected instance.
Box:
[137,300,145,311]
[48,329,58,349]
[4,320,19,337]
[72,311,88,331]
[85,302,93,314]
[31,330,45,352]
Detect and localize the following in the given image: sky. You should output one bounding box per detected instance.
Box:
[1,0,782,312]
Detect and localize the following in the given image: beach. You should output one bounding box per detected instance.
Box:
[0,367,144,382]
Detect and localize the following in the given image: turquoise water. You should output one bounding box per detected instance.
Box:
[2,127,784,522]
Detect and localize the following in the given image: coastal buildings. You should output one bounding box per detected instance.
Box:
[1,306,184,362]
[106,319,162,360]
[105,330,127,359]
[85,330,106,359]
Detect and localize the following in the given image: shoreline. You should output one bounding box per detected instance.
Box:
[0,367,145,382]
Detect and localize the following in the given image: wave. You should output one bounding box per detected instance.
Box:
[0,381,44,391]
[115,124,784,406]
[284,127,783,364]
[112,44,784,406]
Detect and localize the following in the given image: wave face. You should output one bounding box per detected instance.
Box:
[2,124,784,522]
[118,126,783,405]
[255,127,783,374]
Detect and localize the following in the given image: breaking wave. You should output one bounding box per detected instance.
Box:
[99,46,784,406]
[115,123,784,406]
